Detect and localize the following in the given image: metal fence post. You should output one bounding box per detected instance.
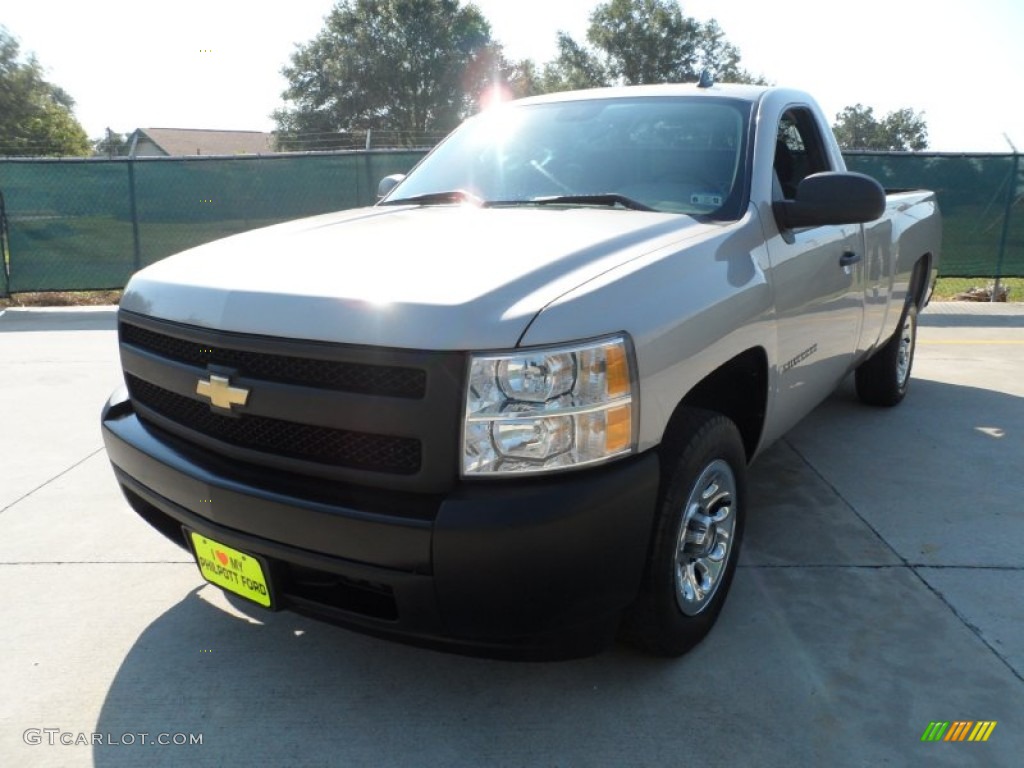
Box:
[362,151,373,206]
[127,157,142,272]
[993,151,1020,302]
[0,189,10,297]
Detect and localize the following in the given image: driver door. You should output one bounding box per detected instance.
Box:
[766,107,867,429]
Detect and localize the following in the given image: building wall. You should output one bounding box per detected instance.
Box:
[130,137,168,157]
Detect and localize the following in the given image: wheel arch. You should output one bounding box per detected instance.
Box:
[909,252,936,309]
[658,347,768,463]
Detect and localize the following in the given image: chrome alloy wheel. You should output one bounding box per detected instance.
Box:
[896,312,916,389]
[673,459,738,616]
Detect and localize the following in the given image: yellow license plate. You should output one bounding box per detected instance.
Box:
[190,532,272,608]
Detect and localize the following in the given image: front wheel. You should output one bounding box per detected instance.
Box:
[622,409,747,656]
[855,301,918,407]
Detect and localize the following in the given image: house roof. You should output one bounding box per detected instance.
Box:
[134,128,275,156]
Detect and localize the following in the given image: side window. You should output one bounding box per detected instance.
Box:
[774,108,832,200]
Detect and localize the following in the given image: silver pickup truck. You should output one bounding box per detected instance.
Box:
[101,83,940,658]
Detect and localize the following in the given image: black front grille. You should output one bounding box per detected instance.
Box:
[120,322,427,399]
[127,374,422,475]
[117,311,465,492]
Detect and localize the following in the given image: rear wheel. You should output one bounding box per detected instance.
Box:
[622,409,747,656]
[855,301,918,407]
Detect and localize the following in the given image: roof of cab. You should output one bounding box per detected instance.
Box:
[511,82,772,107]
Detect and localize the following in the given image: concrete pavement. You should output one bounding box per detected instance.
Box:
[1,303,1021,767]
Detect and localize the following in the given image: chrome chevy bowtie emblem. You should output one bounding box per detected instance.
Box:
[196,374,249,411]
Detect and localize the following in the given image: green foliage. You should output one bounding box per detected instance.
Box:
[541,32,610,92]
[832,104,929,151]
[273,0,765,146]
[492,56,548,101]
[0,28,91,157]
[588,0,702,85]
[932,277,1023,301]
[698,20,766,85]
[540,0,763,93]
[93,130,129,157]
[274,0,503,148]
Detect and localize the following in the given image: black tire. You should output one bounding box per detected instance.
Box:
[855,301,918,407]
[622,408,747,656]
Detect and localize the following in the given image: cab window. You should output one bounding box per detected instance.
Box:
[774,108,832,199]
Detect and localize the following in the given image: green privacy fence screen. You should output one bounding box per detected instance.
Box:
[0,151,424,294]
[0,150,1021,295]
[843,152,1022,280]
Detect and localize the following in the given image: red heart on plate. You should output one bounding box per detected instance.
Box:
[216,550,228,566]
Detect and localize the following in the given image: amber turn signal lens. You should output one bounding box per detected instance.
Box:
[605,404,632,454]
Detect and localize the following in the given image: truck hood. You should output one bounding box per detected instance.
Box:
[123,205,715,349]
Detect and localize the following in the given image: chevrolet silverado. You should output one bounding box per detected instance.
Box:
[101,82,941,658]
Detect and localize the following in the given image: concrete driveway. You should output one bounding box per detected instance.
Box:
[1,303,1021,767]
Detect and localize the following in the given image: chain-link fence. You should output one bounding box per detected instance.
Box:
[1,150,1021,296]
[0,150,423,295]
[843,152,1023,279]
[272,130,449,152]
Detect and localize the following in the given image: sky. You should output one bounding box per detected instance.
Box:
[3,0,1022,151]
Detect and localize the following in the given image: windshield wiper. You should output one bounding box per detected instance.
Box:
[497,194,657,212]
[382,190,657,211]
[379,189,484,207]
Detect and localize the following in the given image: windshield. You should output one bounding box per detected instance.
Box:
[384,96,752,218]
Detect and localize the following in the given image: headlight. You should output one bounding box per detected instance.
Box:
[463,335,636,476]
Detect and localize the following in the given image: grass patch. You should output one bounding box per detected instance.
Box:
[0,290,122,309]
[932,277,1023,301]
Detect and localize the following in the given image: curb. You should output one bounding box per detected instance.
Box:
[0,305,118,319]
[924,302,1024,315]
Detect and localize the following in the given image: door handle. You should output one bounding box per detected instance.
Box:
[839,251,862,267]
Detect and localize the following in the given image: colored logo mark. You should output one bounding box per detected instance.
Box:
[921,721,997,742]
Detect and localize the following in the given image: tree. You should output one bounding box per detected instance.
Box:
[588,0,703,85]
[880,108,929,151]
[697,20,763,84]
[541,0,763,93]
[464,43,542,104]
[273,0,500,149]
[93,129,128,157]
[832,104,928,151]
[505,58,543,99]
[541,32,610,92]
[0,28,91,157]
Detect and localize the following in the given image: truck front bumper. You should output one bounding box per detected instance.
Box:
[102,387,660,658]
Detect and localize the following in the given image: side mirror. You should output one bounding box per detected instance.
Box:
[773,172,885,229]
[376,174,405,201]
